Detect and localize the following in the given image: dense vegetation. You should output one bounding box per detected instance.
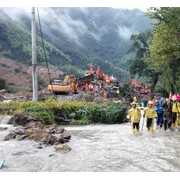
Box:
[129,7,180,95]
[0,99,127,125]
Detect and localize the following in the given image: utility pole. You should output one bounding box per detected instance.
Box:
[32,7,38,101]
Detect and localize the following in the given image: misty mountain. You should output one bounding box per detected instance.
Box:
[0,7,152,80]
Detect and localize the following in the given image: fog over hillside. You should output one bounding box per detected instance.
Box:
[0,7,152,80]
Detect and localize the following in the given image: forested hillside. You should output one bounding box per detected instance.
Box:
[0,7,152,82]
[129,8,180,95]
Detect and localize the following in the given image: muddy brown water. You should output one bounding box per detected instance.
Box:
[0,116,180,171]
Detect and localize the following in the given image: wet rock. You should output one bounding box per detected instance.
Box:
[62,130,71,141]
[48,126,65,134]
[48,127,56,134]
[16,134,28,141]
[25,121,44,129]
[55,144,72,153]
[3,114,71,148]
[27,129,49,141]
[42,134,58,145]
[4,131,16,141]
[47,125,58,134]
[56,127,65,134]
[8,114,38,126]
[14,127,25,135]
[54,134,65,144]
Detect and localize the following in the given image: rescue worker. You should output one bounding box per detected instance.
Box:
[163,98,170,131]
[177,99,180,127]
[144,101,157,133]
[172,95,178,128]
[155,97,164,128]
[167,98,173,128]
[127,102,141,135]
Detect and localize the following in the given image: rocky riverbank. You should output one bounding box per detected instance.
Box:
[0,114,72,153]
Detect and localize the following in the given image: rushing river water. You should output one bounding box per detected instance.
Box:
[0,116,180,171]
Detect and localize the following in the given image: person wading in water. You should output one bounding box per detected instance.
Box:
[127,102,141,135]
[144,101,157,133]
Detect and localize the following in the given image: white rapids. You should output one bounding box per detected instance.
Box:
[0,116,180,171]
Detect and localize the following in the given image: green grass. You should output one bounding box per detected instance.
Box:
[0,98,127,125]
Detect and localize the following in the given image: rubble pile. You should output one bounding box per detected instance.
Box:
[129,79,151,99]
[4,114,71,149]
[77,65,120,99]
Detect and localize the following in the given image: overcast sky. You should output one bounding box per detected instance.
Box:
[0,0,180,11]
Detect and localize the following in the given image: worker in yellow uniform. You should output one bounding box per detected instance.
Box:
[177,100,180,126]
[127,102,141,135]
[144,101,157,133]
[172,95,179,128]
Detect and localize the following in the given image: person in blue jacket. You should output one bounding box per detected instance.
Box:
[155,96,165,128]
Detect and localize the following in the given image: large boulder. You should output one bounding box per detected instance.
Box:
[8,114,39,126]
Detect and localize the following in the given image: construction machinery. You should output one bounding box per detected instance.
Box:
[48,65,120,98]
[48,74,78,95]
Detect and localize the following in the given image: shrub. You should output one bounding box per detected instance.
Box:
[87,102,127,124]
[24,104,55,124]
[0,99,127,125]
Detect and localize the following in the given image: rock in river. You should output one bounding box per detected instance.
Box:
[4,131,16,141]
[8,114,40,126]
[3,113,71,151]
[55,144,72,153]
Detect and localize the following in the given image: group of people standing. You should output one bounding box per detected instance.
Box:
[127,94,180,135]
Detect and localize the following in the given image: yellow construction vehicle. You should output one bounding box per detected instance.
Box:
[48,75,78,95]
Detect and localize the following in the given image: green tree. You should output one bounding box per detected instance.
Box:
[129,31,160,91]
[148,7,180,93]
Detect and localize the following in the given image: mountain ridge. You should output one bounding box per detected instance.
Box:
[0,7,152,92]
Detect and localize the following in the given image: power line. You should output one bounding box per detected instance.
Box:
[36,8,56,98]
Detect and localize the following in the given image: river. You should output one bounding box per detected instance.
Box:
[0,116,180,171]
